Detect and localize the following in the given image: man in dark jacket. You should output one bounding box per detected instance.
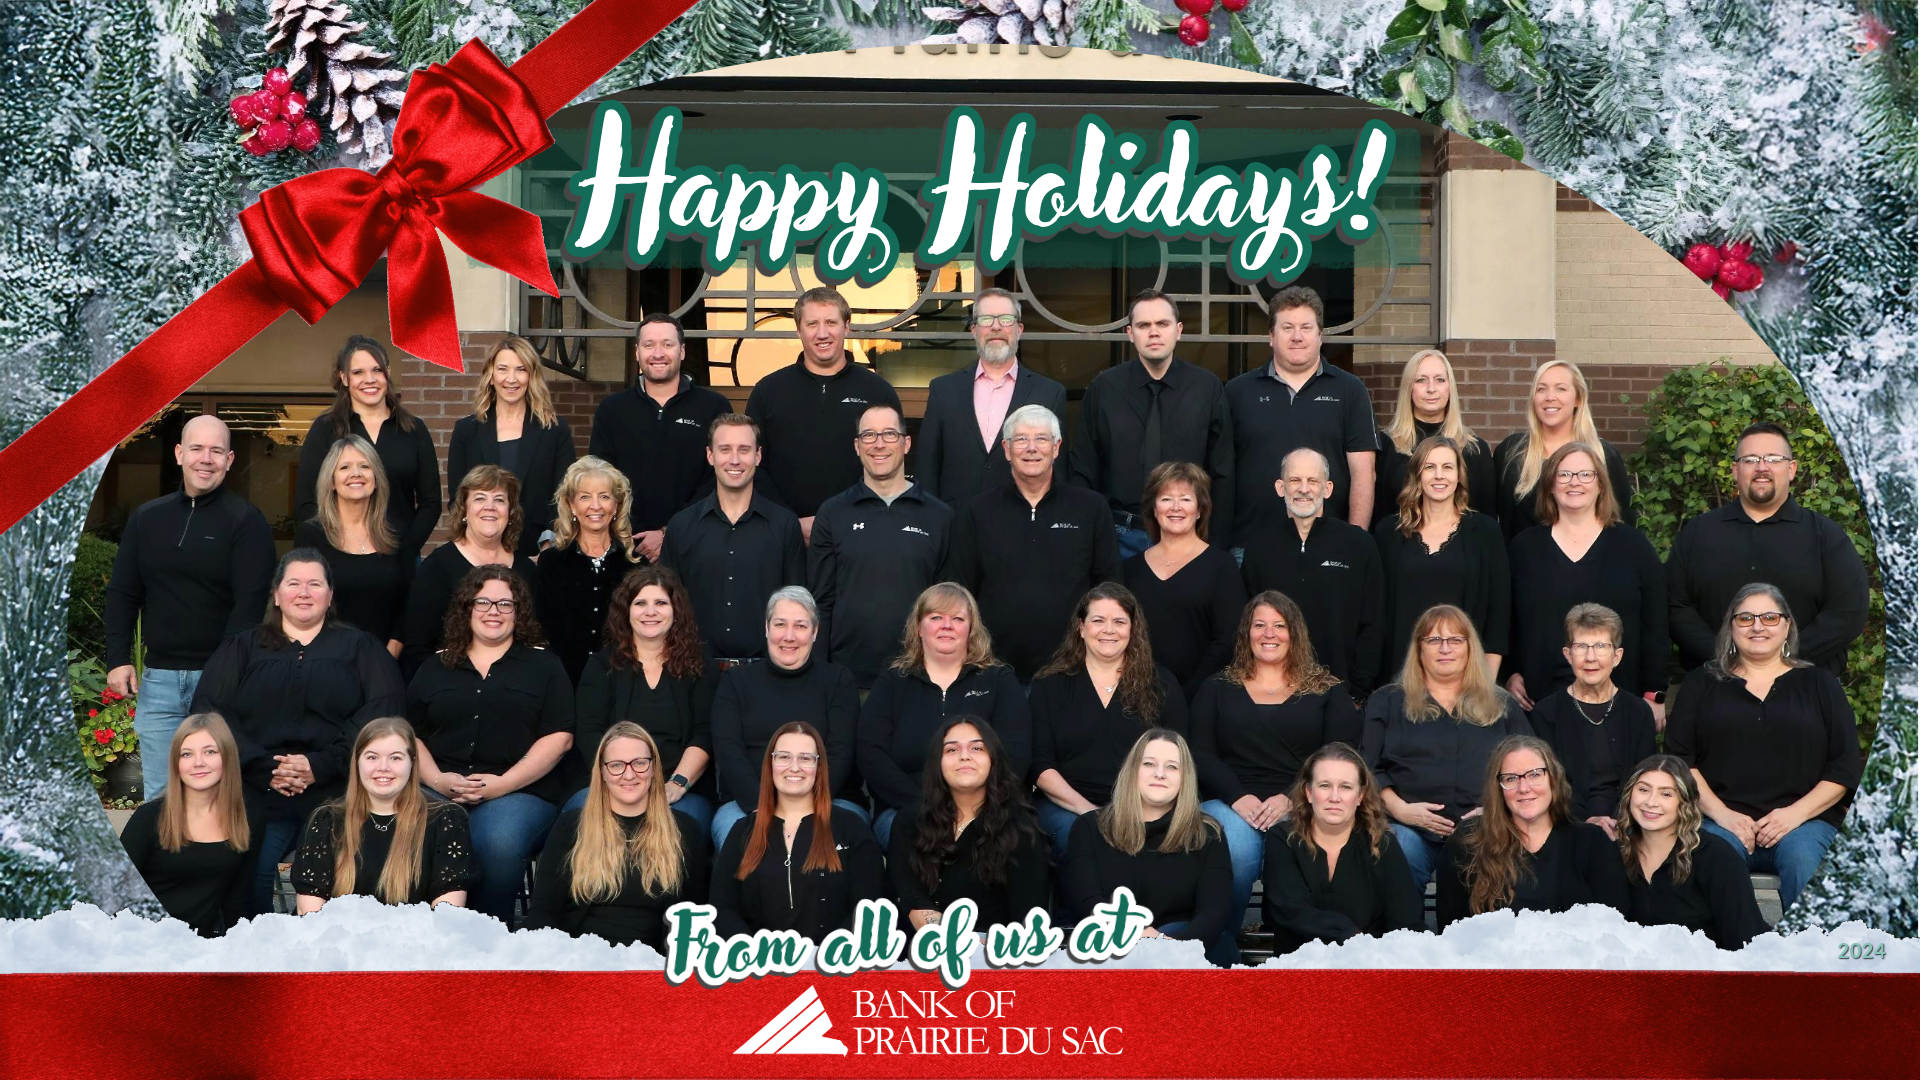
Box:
[915,287,1067,505]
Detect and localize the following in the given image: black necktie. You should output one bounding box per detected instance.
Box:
[1141,379,1166,482]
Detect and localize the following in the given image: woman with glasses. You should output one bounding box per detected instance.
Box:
[1372,349,1494,527]
[892,717,1049,933]
[1121,462,1246,700]
[1617,754,1770,949]
[1528,605,1658,839]
[1492,359,1637,541]
[711,722,886,941]
[400,465,540,679]
[1436,735,1628,929]
[1504,442,1667,712]
[1372,436,1508,678]
[528,722,708,949]
[1665,584,1861,911]
[407,566,573,923]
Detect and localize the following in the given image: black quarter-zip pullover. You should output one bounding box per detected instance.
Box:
[104,484,277,671]
[746,355,902,518]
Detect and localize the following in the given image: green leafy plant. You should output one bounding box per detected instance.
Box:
[1369,0,1542,159]
[1626,363,1885,749]
[67,533,117,662]
[71,653,139,789]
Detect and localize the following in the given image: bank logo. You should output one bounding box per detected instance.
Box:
[735,986,848,1056]
[673,417,702,427]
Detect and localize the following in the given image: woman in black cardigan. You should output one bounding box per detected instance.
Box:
[537,456,639,684]
[1373,436,1509,678]
[448,335,575,558]
[1491,359,1637,541]
[1372,349,1495,527]
[1618,754,1770,950]
[1120,461,1246,699]
[1528,603,1658,838]
[295,335,441,564]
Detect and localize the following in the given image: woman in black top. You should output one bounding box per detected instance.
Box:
[1029,583,1188,857]
[1528,603,1658,837]
[1505,442,1667,707]
[409,566,574,923]
[537,456,639,684]
[1261,742,1423,953]
[1492,360,1637,541]
[572,566,717,836]
[712,722,886,941]
[710,587,863,850]
[891,717,1049,934]
[292,716,475,911]
[295,335,440,563]
[295,435,408,653]
[528,722,708,950]
[1362,605,1531,889]
[400,464,540,679]
[448,335,576,558]
[1666,583,1862,912]
[1121,462,1246,699]
[860,582,1029,849]
[1618,755,1769,950]
[1192,590,1358,916]
[119,712,262,935]
[1436,735,1629,929]
[1373,436,1509,677]
[1064,729,1236,966]
[1373,349,1495,526]
[192,547,406,915]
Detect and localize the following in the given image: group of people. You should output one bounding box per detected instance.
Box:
[108,282,1870,961]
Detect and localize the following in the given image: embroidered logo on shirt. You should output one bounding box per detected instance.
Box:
[1312,395,1341,403]
[851,522,867,530]
[1258,395,1273,404]
[1049,522,1079,529]
[674,417,702,427]
[901,525,930,537]
[840,397,869,405]
[963,689,990,697]
[1320,560,1350,569]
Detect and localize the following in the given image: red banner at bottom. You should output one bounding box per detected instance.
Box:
[4,969,1916,1078]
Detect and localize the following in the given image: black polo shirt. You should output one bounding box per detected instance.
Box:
[1239,515,1386,694]
[588,376,732,534]
[1224,359,1377,543]
[660,491,806,659]
[1067,358,1234,533]
[808,481,953,686]
[405,643,576,803]
[746,354,902,518]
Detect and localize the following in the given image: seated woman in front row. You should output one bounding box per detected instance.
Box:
[292,716,474,912]
[711,722,886,942]
[1063,729,1237,967]
[528,723,708,951]
[1617,754,1770,951]
[1436,735,1628,929]
[1259,743,1423,954]
[119,713,262,937]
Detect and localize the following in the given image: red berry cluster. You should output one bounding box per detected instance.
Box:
[1681,239,1767,301]
[1175,0,1247,46]
[230,67,322,157]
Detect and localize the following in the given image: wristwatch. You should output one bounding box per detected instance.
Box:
[669,774,689,789]
[1643,690,1666,704]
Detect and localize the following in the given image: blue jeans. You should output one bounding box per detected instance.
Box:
[1034,798,1087,860]
[1115,524,1152,562]
[711,797,869,850]
[428,789,558,922]
[1159,920,1243,968]
[1389,823,1449,889]
[135,667,201,800]
[252,813,304,917]
[1201,800,1265,918]
[561,787,714,838]
[874,807,900,851]
[1702,818,1839,912]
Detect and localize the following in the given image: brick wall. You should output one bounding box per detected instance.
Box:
[1436,132,1525,173]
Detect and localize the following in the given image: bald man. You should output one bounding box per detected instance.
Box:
[106,414,277,798]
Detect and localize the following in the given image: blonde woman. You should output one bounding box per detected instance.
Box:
[1371,436,1509,677]
[1373,349,1494,526]
[537,456,639,684]
[296,435,406,653]
[290,716,474,911]
[528,722,708,949]
[119,713,262,936]
[1361,604,1530,887]
[1491,360,1638,540]
[1063,728,1237,966]
[294,335,440,563]
[448,335,576,557]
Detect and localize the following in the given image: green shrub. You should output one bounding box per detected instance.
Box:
[1626,363,1884,750]
[68,533,117,662]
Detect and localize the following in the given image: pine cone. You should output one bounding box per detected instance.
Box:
[264,0,407,168]
[923,0,1078,46]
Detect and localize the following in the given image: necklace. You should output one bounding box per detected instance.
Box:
[1575,690,1617,725]
[369,814,393,832]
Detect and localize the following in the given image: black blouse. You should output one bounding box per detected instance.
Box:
[399,543,540,680]
[857,664,1032,814]
[1506,524,1667,698]
[1436,820,1630,929]
[406,643,575,804]
[296,412,442,562]
[294,519,409,644]
[290,802,476,904]
[447,411,576,558]
[1260,827,1424,953]
[711,657,861,808]
[1529,688,1658,821]
[1361,684,1532,824]
[888,805,1051,929]
[1028,666,1190,806]
[1626,834,1771,950]
[536,542,637,685]
[1491,434,1639,541]
[1373,509,1510,674]
[1063,812,1233,945]
[1373,423,1496,527]
[575,651,718,793]
[527,808,710,950]
[1121,545,1247,699]
[1665,664,1862,829]
[1190,676,1360,803]
[711,811,888,941]
[119,799,263,936]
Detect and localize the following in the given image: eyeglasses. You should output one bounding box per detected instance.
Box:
[1421,635,1467,650]
[856,429,905,445]
[770,751,821,769]
[1006,434,1054,448]
[603,757,654,777]
[1735,454,1793,466]
[973,313,1019,328]
[1498,767,1551,790]
[471,598,517,613]
[1567,642,1618,655]
[1554,469,1598,484]
[1732,611,1789,627]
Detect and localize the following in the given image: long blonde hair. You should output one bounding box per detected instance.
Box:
[568,722,686,903]
[472,335,557,427]
[315,436,396,554]
[1508,360,1602,501]
[326,716,434,904]
[1383,349,1481,455]
[1394,605,1509,726]
[549,455,638,561]
[891,582,998,674]
[1097,729,1218,856]
[157,713,251,854]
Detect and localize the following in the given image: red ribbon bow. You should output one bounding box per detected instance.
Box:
[241,40,559,368]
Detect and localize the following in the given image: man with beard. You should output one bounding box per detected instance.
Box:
[1666,421,1869,676]
[1238,448,1384,696]
[915,287,1068,506]
[589,313,730,562]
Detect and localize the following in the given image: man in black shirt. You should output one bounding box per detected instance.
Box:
[1240,448,1385,696]
[1667,421,1870,675]
[588,313,730,562]
[811,404,954,688]
[946,404,1121,681]
[1224,285,1377,545]
[1069,289,1233,559]
[916,287,1069,505]
[746,287,902,542]
[105,414,277,799]
[660,414,805,662]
